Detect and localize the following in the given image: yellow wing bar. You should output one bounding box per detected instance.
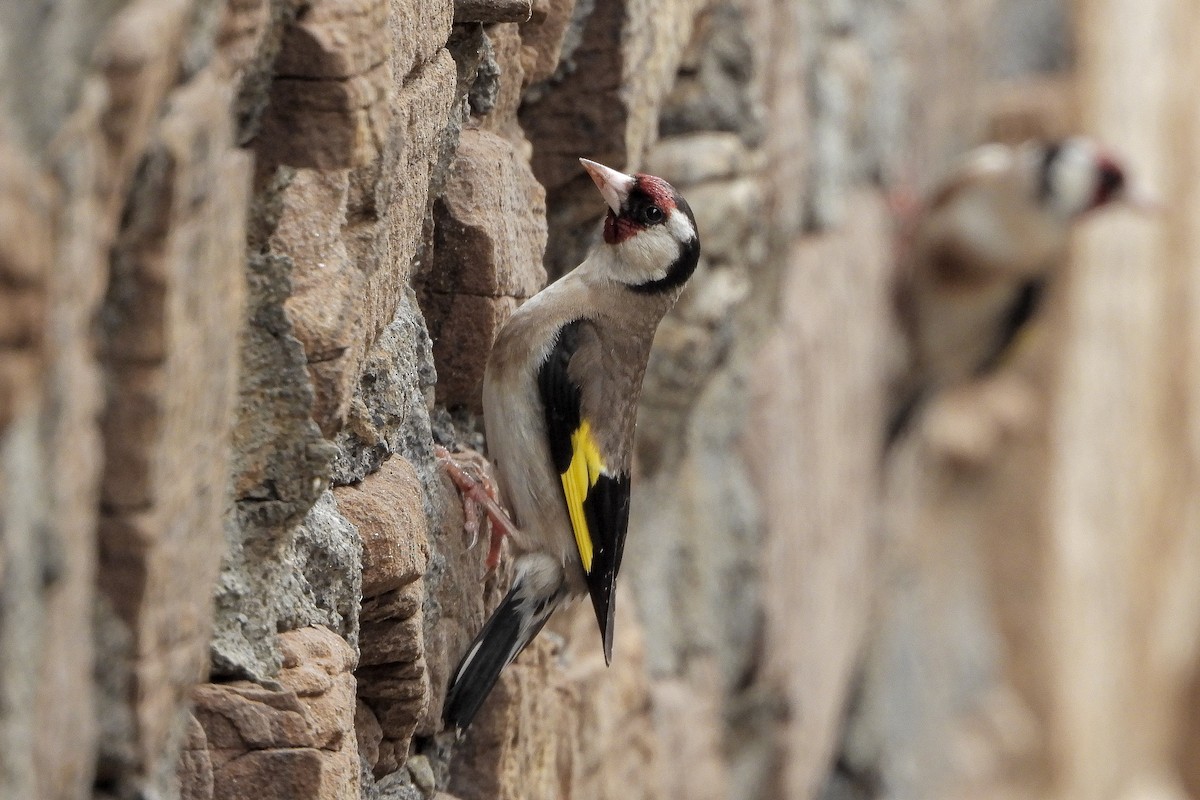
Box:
[559,419,606,572]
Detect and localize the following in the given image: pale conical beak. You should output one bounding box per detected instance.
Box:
[580,158,635,214]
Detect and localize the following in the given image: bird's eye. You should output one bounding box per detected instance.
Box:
[640,205,665,225]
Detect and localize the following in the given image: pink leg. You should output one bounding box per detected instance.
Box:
[434,445,518,571]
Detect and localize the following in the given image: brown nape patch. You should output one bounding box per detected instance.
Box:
[603,211,641,244]
[928,242,996,291]
[633,174,678,211]
[926,173,974,211]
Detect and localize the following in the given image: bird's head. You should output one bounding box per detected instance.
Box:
[1023,137,1151,219]
[579,158,701,294]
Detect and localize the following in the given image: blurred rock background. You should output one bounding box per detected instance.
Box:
[1,0,1198,799]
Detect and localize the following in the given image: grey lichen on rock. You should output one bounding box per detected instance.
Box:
[275,491,364,648]
[214,249,339,680]
[331,289,442,510]
[230,250,336,527]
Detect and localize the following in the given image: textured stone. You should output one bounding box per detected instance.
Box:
[329,291,440,494]
[177,714,214,800]
[426,129,547,298]
[257,64,391,169]
[197,628,360,800]
[0,143,51,430]
[216,0,291,142]
[413,468,497,739]
[454,0,533,23]
[278,627,359,740]
[214,485,362,680]
[421,128,547,409]
[471,24,528,140]
[6,5,237,795]
[355,700,383,770]
[93,63,251,795]
[212,748,357,800]
[356,562,430,775]
[215,0,273,79]
[344,455,436,776]
[359,614,425,668]
[0,0,129,158]
[347,49,457,369]
[274,0,390,80]
[447,599,660,800]
[213,6,455,686]
[375,770,426,800]
[227,246,334,528]
[518,0,578,86]
[361,577,426,626]
[274,168,360,436]
[195,684,320,754]
[427,294,519,411]
[253,0,394,169]
[6,79,113,800]
[335,456,430,596]
[390,0,454,82]
[657,4,764,144]
[277,492,365,647]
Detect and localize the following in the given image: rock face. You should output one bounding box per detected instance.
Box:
[192,627,361,800]
[4,1,1200,800]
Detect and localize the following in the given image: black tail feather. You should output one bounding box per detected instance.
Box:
[443,583,557,732]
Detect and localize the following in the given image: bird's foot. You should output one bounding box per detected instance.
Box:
[923,375,1040,468]
[434,445,517,571]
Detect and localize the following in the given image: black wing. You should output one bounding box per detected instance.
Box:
[537,319,632,664]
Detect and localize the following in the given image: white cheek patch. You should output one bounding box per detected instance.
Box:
[606,212,695,284]
[665,211,696,244]
[613,231,679,282]
[964,144,1015,179]
[1047,139,1100,217]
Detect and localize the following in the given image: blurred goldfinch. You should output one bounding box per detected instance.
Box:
[887,137,1144,448]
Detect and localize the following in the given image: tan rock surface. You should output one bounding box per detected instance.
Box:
[0,143,50,429]
[335,455,433,776]
[177,714,215,800]
[335,456,430,597]
[448,598,660,800]
[256,0,392,169]
[96,63,250,791]
[275,168,362,435]
[428,294,521,411]
[423,127,547,408]
[747,193,891,800]
[192,627,360,800]
[518,0,578,86]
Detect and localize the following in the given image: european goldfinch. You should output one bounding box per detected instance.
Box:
[442,159,701,731]
[886,137,1142,448]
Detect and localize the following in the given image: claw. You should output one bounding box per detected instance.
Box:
[462,493,483,550]
[434,444,520,573]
